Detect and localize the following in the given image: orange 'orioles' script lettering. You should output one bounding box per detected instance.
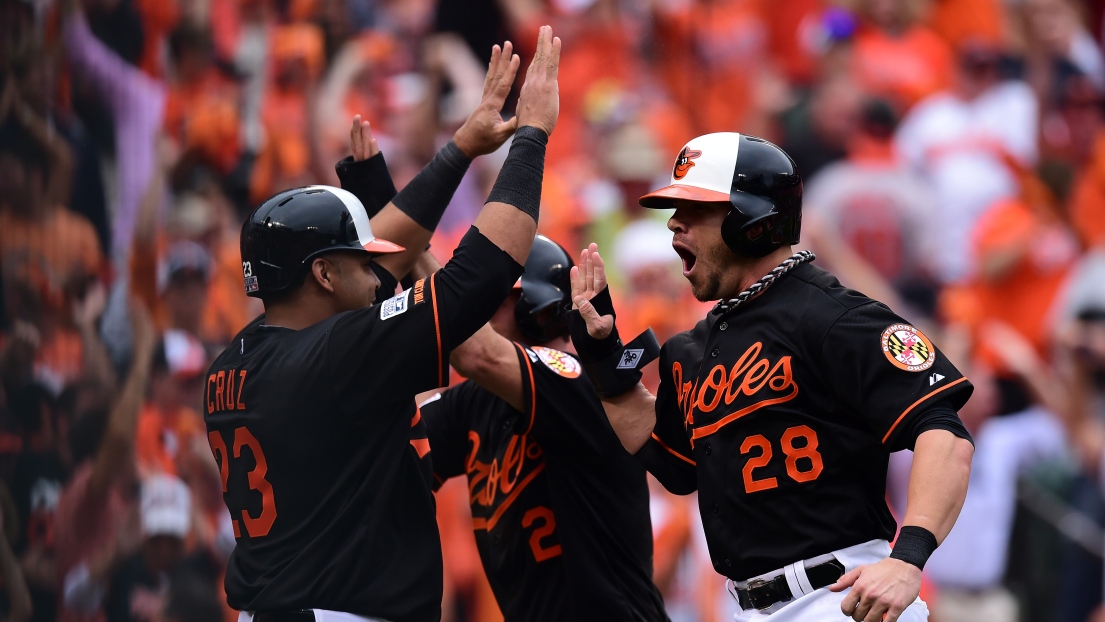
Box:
[207,369,249,414]
[673,342,799,440]
[467,431,544,531]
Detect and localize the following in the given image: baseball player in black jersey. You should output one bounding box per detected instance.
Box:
[401,236,669,622]
[204,28,562,622]
[335,88,669,620]
[569,133,975,622]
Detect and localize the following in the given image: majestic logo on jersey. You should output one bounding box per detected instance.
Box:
[467,431,544,531]
[672,342,798,433]
[881,324,936,372]
[380,289,410,320]
[531,347,581,379]
[673,147,702,180]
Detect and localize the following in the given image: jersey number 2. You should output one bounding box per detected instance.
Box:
[209,427,277,538]
[740,425,823,493]
[522,506,562,562]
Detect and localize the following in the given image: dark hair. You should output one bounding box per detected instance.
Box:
[7,382,54,436]
[0,120,51,179]
[860,99,898,140]
[168,20,213,62]
[68,408,109,467]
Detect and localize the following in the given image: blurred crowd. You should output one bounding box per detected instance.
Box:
[2,0,1105,620]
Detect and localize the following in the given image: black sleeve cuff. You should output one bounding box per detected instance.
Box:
[335,153,397,218]
[890,403,974,452]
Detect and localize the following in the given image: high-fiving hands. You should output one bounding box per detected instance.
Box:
[570,243,614,340]
[453,41,522,158]
[515,25,561,137]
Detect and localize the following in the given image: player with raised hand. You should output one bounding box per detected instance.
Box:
[570,133,975,622]
[203,26,560,622]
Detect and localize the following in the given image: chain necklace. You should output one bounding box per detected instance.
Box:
[711,250,816,315]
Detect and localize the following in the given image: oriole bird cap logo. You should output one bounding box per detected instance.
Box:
[673,147,702,180]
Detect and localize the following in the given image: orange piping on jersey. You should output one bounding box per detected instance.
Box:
[690,385,800,441]
[411,407,422,427]
[514,343,538,434]
[471,463,545,531]
[430,274,443,387]
[410,438,431,458]
[881,377,969,444]
[651,433,696,466]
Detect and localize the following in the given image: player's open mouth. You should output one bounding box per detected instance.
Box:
[673,243,696,276]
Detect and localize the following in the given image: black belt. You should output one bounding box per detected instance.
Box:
[253,612,315,622]
[735,559,846,611]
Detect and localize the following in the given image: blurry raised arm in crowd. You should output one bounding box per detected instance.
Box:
[58,0,165,258]
[55,300,156,620]
[0,78,73,209]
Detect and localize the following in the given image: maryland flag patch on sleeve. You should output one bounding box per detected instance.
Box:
[881,324,936,372]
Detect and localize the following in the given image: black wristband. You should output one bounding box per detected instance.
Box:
[569,288,660,398]
[889,526,939,571]
[392,141,471,231]
[486,126,547,223]
[335,153,397,218]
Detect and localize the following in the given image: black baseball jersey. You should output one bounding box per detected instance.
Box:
[204,227,522,622]
[423,344,668,622]
[637,262,973,580]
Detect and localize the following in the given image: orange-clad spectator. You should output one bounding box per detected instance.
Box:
[134,0,181,78]
[56,301,155,622]
[542,4,638,167]
[651,0,771,136]
[1,107,101,388]
[131,190,257,347]
[762,0,823,86]
[249,23,327,204]
[135,330,207,480]
[1071,129,1105,248]
[968,188,1080,374]
[927,0,1006,50]
[163,22,242,176]
[851,0,955,111]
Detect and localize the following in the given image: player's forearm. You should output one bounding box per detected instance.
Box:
[601,384,657,454]
[372,141,472,279]
[472,126,546,264]
[901,429,973,543]
[449,324,526,412]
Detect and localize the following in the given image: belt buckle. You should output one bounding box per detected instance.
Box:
[745,578,776,611]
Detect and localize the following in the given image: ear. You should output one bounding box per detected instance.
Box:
[309,257,337,294]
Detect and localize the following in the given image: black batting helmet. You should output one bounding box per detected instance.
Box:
[639,133,802,258]
[240,185,403,298]
[514,235,574,343]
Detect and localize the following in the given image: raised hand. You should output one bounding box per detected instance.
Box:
[349,115,381,162]
[515,25,561,137]
[570,243,614,340]
[452,41,522,158]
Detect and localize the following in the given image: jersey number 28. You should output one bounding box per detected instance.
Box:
[740,425,823,493]
[209,427,277,538]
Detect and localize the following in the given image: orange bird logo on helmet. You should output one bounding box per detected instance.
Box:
[673,147,702,180]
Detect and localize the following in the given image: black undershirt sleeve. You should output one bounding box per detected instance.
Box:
[888,401,974,452]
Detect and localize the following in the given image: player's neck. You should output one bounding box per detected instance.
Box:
[263,293,339,330]
[722,245,795,300]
